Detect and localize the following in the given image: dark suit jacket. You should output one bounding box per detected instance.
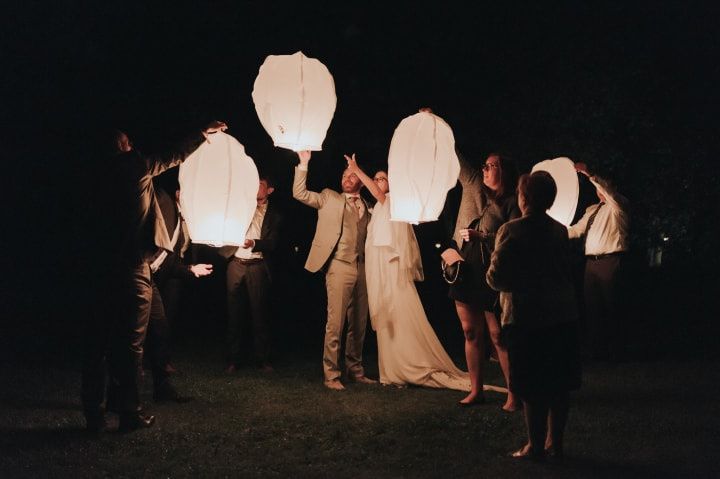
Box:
[218,201,283,275]
[486,212,577,330]
[105,131,205,265]
[152,187,194,285]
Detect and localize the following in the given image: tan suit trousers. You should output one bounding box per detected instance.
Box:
[323,258,368,381]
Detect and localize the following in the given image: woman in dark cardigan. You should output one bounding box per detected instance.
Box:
[486,171,581,461]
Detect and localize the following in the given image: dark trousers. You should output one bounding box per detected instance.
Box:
[226,258,272,365]
[583,255,622,359]
[145,274,182,371]
[145,280,171,392]
[81,261,153,416]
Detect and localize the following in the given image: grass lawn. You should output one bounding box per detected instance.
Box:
[1,344,718,478]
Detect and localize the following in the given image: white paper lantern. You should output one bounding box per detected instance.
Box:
[531,157,579,226]
[252,51,336,151]
[178,131,259,247]
[387,111,460,223]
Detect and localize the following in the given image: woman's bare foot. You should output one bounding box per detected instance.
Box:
[459,393,486,406]
[501,397,522,412]
[510,443,545,461]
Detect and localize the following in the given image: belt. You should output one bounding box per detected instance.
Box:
[586,251,625,260]
[233,257,264,265]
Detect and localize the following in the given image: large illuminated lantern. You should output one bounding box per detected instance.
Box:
[387,111,460,223]
[178,131,259,246]
[252,51,336,151]
[531,157,579,226]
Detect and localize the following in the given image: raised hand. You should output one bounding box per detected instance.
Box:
[203,121,228,143]
[574,162,590,177]
[297,150,312,165]
[344,153,359,173]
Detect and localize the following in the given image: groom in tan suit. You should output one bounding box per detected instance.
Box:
[293,150,377,390]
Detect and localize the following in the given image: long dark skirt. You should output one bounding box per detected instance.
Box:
[505,321,582,400]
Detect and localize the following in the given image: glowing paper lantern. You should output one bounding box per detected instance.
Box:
[178,131,259,247]
[531,157,579,226]
[252,51,336,151]
[387,111,460,223]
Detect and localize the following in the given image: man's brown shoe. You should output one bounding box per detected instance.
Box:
[324,379,345,391]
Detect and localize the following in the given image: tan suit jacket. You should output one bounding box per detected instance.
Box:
[293,167,370,273]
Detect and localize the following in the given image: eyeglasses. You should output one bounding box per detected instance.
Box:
[482,163,499,171]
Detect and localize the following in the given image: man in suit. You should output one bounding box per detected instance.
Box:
[145,186,213,400]
[81,121,226,433]
[292,150,376,391]
[220,175,283,373]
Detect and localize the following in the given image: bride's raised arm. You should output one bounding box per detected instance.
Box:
[344,154,386,204]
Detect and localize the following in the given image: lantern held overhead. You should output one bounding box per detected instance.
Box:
[252,51,337,152]
[179,131,259,247]
[387,111,460,223]
[531,157,579,226]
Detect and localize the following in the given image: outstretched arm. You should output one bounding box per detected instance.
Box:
[292,150,325,209]
[457,149,480,187]
[575,162,628,213]
[344,154,386,204]
[146,120,228,177]
[567,207,591,239]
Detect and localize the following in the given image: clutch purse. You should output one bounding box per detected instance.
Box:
[440,248,464,285]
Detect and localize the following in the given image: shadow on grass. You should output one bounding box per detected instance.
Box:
[0,398,82,411]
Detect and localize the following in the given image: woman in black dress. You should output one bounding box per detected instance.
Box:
[449,153,520,409]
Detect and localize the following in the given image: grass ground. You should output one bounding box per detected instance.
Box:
[1,344,718,478]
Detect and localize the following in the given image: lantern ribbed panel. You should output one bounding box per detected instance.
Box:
[252,51,336,151]
[531,157,579,226]
[179,132,259,246]
[388,112,460,223]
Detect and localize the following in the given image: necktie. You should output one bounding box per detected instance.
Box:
[348,196,363,218]
[583,202,604,249]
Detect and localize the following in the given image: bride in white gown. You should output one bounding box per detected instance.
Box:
[345,155,472,391]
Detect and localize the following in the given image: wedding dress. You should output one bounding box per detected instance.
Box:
[365,194,471,391]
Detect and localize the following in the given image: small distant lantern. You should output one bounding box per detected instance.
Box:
[531,157,579,226]
[178,131,259,247]
[387,111,460,223]
[252,51,337,151]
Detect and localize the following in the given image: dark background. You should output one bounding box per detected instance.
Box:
[3,1,719,364]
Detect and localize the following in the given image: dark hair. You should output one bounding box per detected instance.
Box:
[518,171,557,212]
[483,152,518,202]
[258,173,275,188]
[96,128,128,156]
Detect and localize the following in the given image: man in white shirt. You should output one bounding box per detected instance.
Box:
[567,163,629,360]
[221,175,283,373]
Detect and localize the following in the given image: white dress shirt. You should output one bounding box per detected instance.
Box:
[568,175,629,255]
[235,202,268,260]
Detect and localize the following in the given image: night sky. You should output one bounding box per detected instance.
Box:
[3,2,719,355]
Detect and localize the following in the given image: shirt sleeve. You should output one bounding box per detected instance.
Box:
[567,206,592,239]
[589,175,628,213]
